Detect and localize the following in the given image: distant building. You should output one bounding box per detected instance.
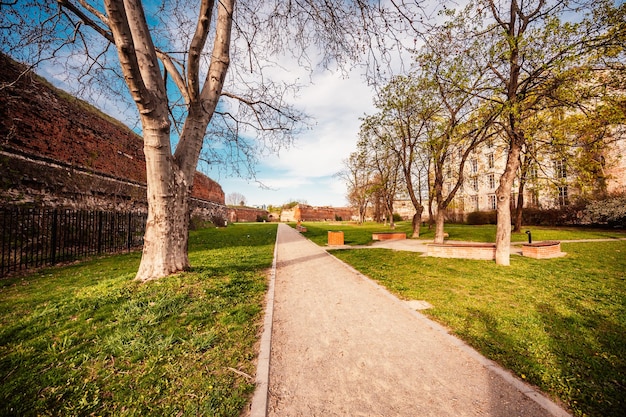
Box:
[387,131,625,222]
[443,134,626,220]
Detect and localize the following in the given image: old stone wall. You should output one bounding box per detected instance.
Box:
[280,207,297,222]
[279,204,355,222]
[228,207,270,223]
[0,53,225,212]
[297,205,354,221]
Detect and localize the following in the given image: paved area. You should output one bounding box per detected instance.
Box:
[253,224,571,416]
[356,236,626,255]
[345,237,524,254]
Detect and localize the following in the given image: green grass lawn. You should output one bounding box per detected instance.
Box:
[0,223,277,417]
[296,221,626,245]
[294,221,416,245]
[331,240,626,417]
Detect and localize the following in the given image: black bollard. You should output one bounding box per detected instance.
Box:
[525,230,532,244]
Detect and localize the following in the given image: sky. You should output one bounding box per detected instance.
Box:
[33,32,379,211]
[205,69,376,208]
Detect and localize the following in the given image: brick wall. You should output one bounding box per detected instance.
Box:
[228,207,270,223]
[427,243,497,260]
[0,53,224,209]
[294,204,355,221]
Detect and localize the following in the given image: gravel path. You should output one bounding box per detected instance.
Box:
[260,224,571,417]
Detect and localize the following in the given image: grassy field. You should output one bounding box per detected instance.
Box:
[0,223,277,417]
[296,221,626,246]
[3,220,624,416]
[328,234,626,417]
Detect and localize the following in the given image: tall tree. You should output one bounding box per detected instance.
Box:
[415,21,501,244]
[1,0,393,280]
[466,0,624,265]
[226,192,247,206]
[364,75,434,237]
[357,121,401,227]
[340,152,374,224]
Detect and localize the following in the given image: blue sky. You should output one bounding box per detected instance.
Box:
[203,69,376,208]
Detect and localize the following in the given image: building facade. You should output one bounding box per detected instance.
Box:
[389,134,626,222]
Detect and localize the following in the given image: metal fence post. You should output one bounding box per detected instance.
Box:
[50,209,58,265]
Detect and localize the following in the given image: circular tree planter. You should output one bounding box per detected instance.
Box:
[522,241,564,259]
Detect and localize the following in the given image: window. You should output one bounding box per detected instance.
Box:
[471,159,478,173]
[528,164,538,179]
[472,177,478,192]
[488,173,495,189]
[471,195,479,211]
[555,159,567,179]
[528,190,539,207]
[558,186,569,206]
[489,195,497,210]
[487,153,494,169]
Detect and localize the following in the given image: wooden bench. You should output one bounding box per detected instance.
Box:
[372,232,407,241]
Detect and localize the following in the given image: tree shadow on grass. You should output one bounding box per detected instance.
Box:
[536,302,626,417]
[459,301,626,417]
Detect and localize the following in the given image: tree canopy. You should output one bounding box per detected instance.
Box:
[349,0,624,262]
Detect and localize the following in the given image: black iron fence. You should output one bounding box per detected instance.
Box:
[0,207,147,278]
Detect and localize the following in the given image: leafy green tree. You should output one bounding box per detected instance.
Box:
[414,21,503,243]
[357,119,402,228]
[362,75,435,237]
[460,0,625,265]
[340,152,375,224]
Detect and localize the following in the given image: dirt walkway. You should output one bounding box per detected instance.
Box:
[262,224,571,416]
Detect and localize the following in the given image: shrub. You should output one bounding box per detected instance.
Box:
[189,215,214,230]
[466,210,497,225]
[583,193,626,228]
[444,210,465,224]
[210,214,228,227]
[521,199,587,226]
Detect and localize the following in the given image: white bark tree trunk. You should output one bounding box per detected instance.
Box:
[99,0,234,281]
[137,157,191,279]
[134,119,192,281]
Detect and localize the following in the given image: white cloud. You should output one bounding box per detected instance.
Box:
[213,66,377,207]
[263,69,375,179]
